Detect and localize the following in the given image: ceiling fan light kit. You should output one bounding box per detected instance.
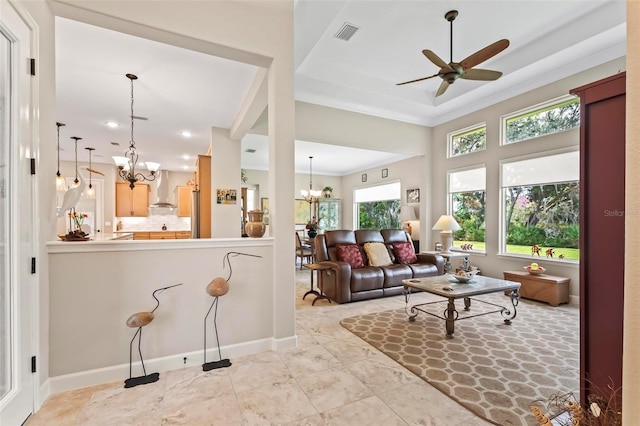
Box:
[397,10,509,97]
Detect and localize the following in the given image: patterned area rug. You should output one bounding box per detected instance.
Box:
[340,294,579,426]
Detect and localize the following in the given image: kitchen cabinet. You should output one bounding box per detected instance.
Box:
[116,182,149,217]
[194,155,211,238]
[149,231,175,240]
[133,232,150,240]
[176,185,193,217]
[175,231,190,239]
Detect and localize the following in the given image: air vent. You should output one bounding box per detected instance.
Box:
[132,115,148,121]
[245,149,256,153]
[110,142,120,146]
[334,23,359,41]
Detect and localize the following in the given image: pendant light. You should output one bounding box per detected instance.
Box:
[55,122,66,190]
[113,73,160,189]
[300,156,322,203]
[84,147,96,198]
[70,136,82,187]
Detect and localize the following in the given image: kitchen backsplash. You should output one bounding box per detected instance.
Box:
[117,215,191,231]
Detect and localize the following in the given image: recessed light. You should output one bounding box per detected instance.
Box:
[181,131,192,138]
[182,154,190,160]
[105,121,119,128]
[182,165,189,170]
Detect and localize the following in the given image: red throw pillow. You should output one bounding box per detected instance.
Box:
[392,242,417,264]
[335,244,365,269]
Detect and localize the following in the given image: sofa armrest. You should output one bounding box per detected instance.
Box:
[416,253,445,275]
[318,260,353,303]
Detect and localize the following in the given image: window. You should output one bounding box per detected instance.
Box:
[501,150,579,260]
[448,167,486,251]
[354,182,401,230]
[448,123,486,157]
[502,96,580,144]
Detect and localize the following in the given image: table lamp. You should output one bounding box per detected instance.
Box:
[400,205,417,235]
[432,215,461,253]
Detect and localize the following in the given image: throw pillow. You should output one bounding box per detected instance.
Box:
[335,244,365,269]
[392,242,417,264]
[364,242,393,267]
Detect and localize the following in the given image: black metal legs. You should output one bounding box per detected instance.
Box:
[125,327,160,388]
[203,296,232,371]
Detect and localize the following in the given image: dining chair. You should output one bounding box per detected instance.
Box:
[295,231,313,269]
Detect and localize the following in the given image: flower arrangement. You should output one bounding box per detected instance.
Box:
[69,211,88,230]
[306,216,318,231]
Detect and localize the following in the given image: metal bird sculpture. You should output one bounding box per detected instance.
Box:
[125,283,183,388]
[203,251,262,371]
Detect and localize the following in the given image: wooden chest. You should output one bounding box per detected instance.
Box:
[503,270,570,306]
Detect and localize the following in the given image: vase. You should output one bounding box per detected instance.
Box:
[244,210,266,238]
[307,229,317,239]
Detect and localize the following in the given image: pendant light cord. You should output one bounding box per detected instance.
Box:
[56,122,65,176]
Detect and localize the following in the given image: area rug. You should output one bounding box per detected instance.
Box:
[340,294,579,426]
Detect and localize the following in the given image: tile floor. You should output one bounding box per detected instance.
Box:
[26,269,490,426]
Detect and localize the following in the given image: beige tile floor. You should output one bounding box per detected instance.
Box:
[26,269,490,426]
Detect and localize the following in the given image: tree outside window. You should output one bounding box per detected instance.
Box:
[449,124,486,157]
[354,182,401,230]
[503,96,580,144]
[501,150,580,260]
[448,167,486,250]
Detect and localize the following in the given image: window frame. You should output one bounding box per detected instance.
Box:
[500,94,580,146]
[447,164,487,253]
[447,122,487,158]
[353,181,402,230]
[498,147,580,262]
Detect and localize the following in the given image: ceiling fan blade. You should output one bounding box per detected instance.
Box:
[396,73,439,86]
[422,50,453,71]
[461,69,503,81]
[435,80,449,97]
[460,39,510,70]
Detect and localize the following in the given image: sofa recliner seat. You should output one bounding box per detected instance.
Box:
[314,229,444,304]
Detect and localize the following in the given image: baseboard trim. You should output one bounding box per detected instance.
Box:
[569,295,580,306]
[47,336,293,395]
[39,379,50,409]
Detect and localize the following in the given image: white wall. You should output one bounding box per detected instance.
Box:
[429,57,626,303]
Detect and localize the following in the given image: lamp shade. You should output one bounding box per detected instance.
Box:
[400,205,417,222]
[432,215,461,232]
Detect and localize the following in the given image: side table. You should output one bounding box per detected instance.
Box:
[303,263,332,305]
[422,251,470,274]
[503,270,570,306]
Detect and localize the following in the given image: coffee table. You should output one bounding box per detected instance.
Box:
[402,275,520,337]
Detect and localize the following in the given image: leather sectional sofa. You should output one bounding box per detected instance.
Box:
[314,229,444,304]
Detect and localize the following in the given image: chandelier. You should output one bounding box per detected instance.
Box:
[113,74,160,189]
[300,156,321,203]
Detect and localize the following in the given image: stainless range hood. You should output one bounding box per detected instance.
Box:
[149,170,177,212]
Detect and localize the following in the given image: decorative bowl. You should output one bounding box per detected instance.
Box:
[525,265,546,275]
[450,274,473,283]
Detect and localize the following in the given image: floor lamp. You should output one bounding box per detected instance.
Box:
[432,215,461,253]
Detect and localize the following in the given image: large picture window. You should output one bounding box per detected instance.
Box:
[448,167,486,251]
[501,150,579,260]
[448,123,486,157]
[502,96,580,145]
[354,182,401,230]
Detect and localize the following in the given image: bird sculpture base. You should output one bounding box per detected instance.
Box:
[202,359,232,371]
[124,372,160,388]
[58,230,89,241]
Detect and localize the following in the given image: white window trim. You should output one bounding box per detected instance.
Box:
[498,147,580,261]
[500,94,579,146]
[447,122,487,158]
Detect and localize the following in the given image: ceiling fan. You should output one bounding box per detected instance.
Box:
[397,10,509,97]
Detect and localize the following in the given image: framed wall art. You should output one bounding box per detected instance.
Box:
[407,188,420,203]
